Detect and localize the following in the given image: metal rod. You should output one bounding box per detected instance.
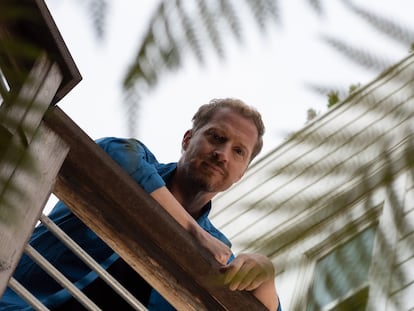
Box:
[24,244,101,311]
[8,277,50,311]
[39,214,148,311]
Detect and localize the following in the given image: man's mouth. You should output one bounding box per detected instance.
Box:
[203,161,225,176]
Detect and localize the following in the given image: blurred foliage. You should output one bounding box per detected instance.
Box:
[121,0,281,134]
[78,0,414,135]
[326,83,361,108]
[76,0,108,40]
[327,91,340,108]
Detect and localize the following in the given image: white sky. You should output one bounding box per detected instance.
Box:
[45,0,414,162]
[42,0,414,211]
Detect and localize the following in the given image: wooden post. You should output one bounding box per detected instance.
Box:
[0,124,69,296]
[0,55,69,295]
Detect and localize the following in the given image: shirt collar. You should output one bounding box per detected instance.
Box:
[160,163,212,221]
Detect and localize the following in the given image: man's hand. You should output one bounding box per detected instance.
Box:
[195,228,232,265]
[220,253,274,291]
[220,253,279,310]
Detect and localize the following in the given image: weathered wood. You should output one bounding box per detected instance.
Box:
[0,54,62,208]
[44,106,267,311]
[0,54,61,142]
[30,0,82,102]
[0,51,67,297]
[0,123,69,296]
[0,0,81,103]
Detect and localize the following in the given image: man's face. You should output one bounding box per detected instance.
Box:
[179,107,258,194]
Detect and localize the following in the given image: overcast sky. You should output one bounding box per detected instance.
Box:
[45,0,414,162]
[43,0,414,212]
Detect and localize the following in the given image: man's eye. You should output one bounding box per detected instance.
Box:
[211,133,224,142]
[234,148,244,156]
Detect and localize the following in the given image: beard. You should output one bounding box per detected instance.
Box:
[182,157,228,193]
[185,164,216,192]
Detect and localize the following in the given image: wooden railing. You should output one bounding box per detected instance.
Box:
[0,0,267,309]
[0,54,69,298]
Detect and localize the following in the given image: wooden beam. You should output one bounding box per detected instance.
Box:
[0,55,62,209]
[0,53,67,296]
[0,0,82,103]
[43,106,267,310]
[0,124,69,296]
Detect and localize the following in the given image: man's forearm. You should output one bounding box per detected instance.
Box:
[150,186,231,264]
[150,186,196,230]
[252,278,279,311]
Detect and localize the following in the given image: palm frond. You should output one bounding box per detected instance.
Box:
[305,82,350,103]
[306,0,324,16]
[244,0,281,30]
[79,0,108,39]
[195,0,225,60]
[122,0,285,136]
[217,0,244,42]
[175,0,205,64]
[321,35,395,72]
[342,0,414,48]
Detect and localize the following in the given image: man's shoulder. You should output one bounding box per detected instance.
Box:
[95,137,154,157]
[95,136,177,178]
[95,137,140,149]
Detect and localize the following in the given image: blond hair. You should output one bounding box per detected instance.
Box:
[192,98,265,161]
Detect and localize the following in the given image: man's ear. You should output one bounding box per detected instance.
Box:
[182,130,193,151]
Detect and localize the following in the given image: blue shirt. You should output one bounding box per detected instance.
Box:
[0,137,234,311]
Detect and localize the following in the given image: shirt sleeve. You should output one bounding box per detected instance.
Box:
[277,298,282,311]
[97,137,166,193]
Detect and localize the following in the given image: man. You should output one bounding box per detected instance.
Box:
[0,98,280,310]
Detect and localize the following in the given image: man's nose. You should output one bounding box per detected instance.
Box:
[213,146,229,162]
